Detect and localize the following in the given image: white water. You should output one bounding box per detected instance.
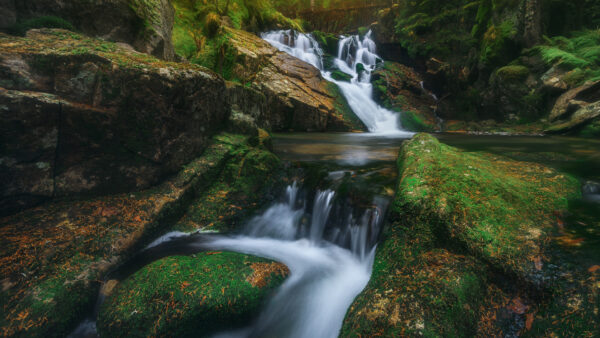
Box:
[197,182,384,338]
[262,30,414,137]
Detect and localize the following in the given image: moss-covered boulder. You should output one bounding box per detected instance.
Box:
[343,133,591,336]
[0,29,229,214]
[98,252,288,337]
[0,133,283,337]
[8,0,175,60]
[371,62,438,132]
[394,133,580,283]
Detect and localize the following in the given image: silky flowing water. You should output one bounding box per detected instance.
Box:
[262,30,413,137]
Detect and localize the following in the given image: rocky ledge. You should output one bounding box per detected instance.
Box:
[0,29,229,215]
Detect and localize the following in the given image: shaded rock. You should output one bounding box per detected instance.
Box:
[540,67,568,94]
[98,253,288,337]
[549,80,600,122]
[546,101,600,134]
[12,0,175,60]
[0,29,228,214]
[0,133,281,337]
[226,82,269,130]
[225,27,365,132]
[371,62,438,131]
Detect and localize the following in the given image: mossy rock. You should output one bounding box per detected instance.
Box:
[496,65,530,81]
[393,134,580,283]
[98,252,288,337]
[400,111,436,132]
[330,70,352,82]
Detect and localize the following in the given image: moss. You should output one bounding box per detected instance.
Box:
[0,132,281,337]
[8,16,75,36]
[326,82,367,131]
[400,111,435,132]
[496,65,529,81]
[330,70,352,82]
[393,134,580,281]
[98,253,288,337]
[480,19,519,68]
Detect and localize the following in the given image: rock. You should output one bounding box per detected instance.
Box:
[549,80,600,122]
[12,0,175,60]
[371,62,438,131]
[0,133,281,337]
[540,67,568,94]
[391,134,579,285]
[226,81,269,130]
[225,27,365,132]
[343,133,584,336]
[546,101,600,134]
[330,69,352,82]
[0,29,228,215]
[98,253,288,337]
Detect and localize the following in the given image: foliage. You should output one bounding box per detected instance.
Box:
[8,16,75,36]
[531,29,600,85]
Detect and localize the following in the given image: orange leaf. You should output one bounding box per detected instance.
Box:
[525,313,535,330]
[588,265,600,273]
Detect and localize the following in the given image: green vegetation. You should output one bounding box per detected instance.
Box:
[0,132,282,337]
[8,16,75,36]
[531,29,600,85]
[400,111,435,132]
[171,0,301,78]
[174,133,283,232]
[98,253,288,337]
[393,133,580,279]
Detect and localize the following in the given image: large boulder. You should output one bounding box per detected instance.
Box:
[549,80,600,122]
[10,0,175,60]
[225,27,365,132]
[98,253,288,337]
[0,29,228,215]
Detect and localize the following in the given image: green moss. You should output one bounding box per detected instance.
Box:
[330,70,352,82]
[400,111,435,132]
[496,65,529,81]
[98,253,288,337]
[393,134,580,280]
[480,19,519,68]
[9,16,75,36]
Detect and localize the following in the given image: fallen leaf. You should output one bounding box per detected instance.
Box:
[525,312,535,330]
[532,256,543,271]
[588,265,600,273]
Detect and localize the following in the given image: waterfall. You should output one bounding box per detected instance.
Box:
[200,181,386,338]
[262,30,414,137]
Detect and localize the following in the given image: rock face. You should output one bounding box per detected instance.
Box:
[0,29,228,215]
[371,61,439,131]
[226,27,365,132]
[9,0,175,60]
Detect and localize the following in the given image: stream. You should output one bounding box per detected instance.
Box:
[69,29,600,337]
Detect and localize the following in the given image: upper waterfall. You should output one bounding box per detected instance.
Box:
[261,30,414,137]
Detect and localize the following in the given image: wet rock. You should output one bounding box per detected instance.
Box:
[549,80,600,122]
[0,29,228,214]
[97,253,288,337]
[371,62,438,131]
[12,0,175,60]
[225,27,365,132]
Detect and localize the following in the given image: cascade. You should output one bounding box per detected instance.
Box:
[262,30,414,136]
